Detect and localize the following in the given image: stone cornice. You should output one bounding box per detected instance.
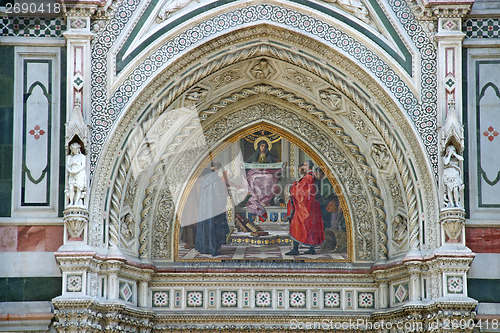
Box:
[411,0,474,20]
[59,0,106,18]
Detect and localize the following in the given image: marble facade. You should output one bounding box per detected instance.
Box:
[1,0,500,331]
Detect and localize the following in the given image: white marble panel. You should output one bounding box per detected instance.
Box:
[0,252,61,277]
[468,253,500,279]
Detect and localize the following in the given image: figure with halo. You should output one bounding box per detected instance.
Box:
[243,137,282,220]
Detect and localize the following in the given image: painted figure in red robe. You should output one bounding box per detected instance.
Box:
[286,160,325,255]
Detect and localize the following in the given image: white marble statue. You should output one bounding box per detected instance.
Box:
[443,145,464,208]
[157,0,198,22]
[66,142,87,207]
[322,0,371,24]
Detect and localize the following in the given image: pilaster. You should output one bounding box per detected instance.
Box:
[432,1,471,252]
[60,1,101,251]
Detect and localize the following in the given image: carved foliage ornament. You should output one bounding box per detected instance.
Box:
[320,89,342,111]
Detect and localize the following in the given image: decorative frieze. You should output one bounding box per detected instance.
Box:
[464,18,500,39]
[0,17,66,37]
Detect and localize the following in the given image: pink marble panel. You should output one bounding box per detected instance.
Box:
[0,226,18,252]
[44,226,64,251]
[17,226,46,252]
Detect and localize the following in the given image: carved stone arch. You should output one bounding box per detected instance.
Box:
[91,24,438,259]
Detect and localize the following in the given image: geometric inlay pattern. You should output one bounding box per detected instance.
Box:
[152,291,169,307]
[483,126,499,142]
[394,283,409,304]
[255,291,272,308]
[447,276,464,294]
[358,292,375,308]
[324,292,341,308]
[221,291,238,307]
[465,18,500,39]
[289,291,307,308]
[28,124,46,140]
[66,275,83,293]
[186,291,204,307]
[119,281,134,302]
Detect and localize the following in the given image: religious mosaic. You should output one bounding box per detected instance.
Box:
[178,128,348,261]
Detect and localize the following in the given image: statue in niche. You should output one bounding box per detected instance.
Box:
[371,143,390,170]
[121,214,135,241]
[66,142,86,207]
[392,214,408,245]
[320,89,342,110]
[443,144,464,208]
[250,59,274,79]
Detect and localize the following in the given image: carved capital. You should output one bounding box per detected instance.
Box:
[417,0,473,20]
[59,0,104,18]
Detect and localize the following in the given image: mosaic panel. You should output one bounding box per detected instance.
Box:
[186,290,204,307]
[345,290,354,309]
[90,1,438,175]
[242,290,250,308]
[446,276,464,294]
[311,290,319,308]
[152,290,169,307]
[221,291,238,307]
[464,18,500,39]
[255,291,272,308]
[0,16,66,37]
[357,291,375,308]
[119,281,134,302]
[207,290,216,308]
[66,274,82,293]
[476,66,500,207]
[277,290,285,308]
[289,291,307,308]
[21,59,52,206]
[173,290,182,308]
[393,283,409,304]
[324,291,341,308]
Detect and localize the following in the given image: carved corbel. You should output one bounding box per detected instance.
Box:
[440,208,465,246]
[63,207,89,243]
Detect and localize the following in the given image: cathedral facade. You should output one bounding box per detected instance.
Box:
[1,0,499,331]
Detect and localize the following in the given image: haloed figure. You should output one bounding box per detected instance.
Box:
[286,160,324,255]
[244,138,281,219]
